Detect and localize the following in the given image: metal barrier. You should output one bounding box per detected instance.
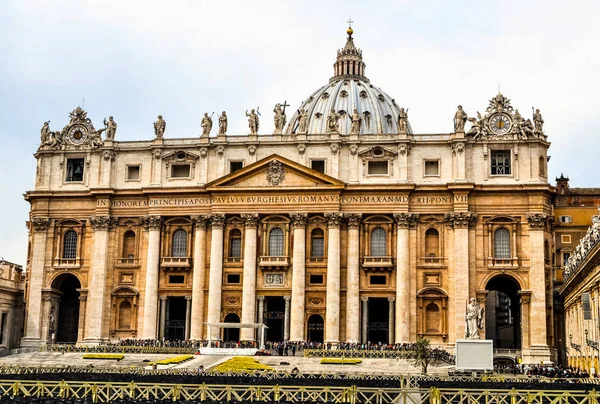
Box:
[0,380,597,403]
[42,344,197,355]
[304,348,456,364]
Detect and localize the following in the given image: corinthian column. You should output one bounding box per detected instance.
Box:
[445,211,476,341]
[141,215,162,339]
[190,215,208,340]
[527,213,549,347]
[345,213,361,343]
[206,214,225,340]
[290,213,307,342]
[22,218,50,348]
[284,295,291,341]
[240,213,259,341]
[324,212,342,344]
[393,213,418,343]
[84,215,117,343]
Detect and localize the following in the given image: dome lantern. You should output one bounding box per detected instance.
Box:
[332,24,367,83]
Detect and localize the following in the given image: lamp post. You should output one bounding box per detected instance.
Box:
[570,333,582,369]
[586,329,599,375]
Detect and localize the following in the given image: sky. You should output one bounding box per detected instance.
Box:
[1,0,599,267]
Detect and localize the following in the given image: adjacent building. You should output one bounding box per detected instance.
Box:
[0,260,25,350]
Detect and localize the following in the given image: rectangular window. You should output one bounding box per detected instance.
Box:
[563,252,571,266]
[227,274,241,284]
[559,216,573,224]
[561,234,572,244]
[368,161,388,175]
[0,313,6,345]
[369,275,387,285]
[424,160,439,176]
[168,275,185,284]
[171,164,191,178]
[65,158,85,182]
[230,238,242,258]
[126,165,141,181]
[491,150,511,175]
[230,161,243,173]
[309,274,324,284]
[311,160,325,174]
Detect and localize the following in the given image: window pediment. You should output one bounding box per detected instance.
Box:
[358,146,397,160]
[162,150,199,163]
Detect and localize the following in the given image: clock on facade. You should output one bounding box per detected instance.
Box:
[488,113,512,135]
[67,125,88,145]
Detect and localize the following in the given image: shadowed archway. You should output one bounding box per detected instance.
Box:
[51,274,81,343]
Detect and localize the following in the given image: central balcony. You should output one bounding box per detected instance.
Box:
[160,257,192,270]
[259,256,290,270]
[362,256,394,270]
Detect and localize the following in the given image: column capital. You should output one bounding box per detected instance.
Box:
[31,217,51,232]
[518,290,532,304]
[89,215,118,231]
[141,215,163,231]
[325,212,343,228]
[191,215,209,229]
[209,213,226,229]
[346,213,362,229]
[283,295,291,302]
[527,213,552,231]
[185,296,192,301]
[388,296,396,303]
[393,213,419,228]
[290,213,308,228]
[241,213,260,228]
[159,296,168,302]
[361,296,369,303]
[444,212,477,229]
[257,295,265,302]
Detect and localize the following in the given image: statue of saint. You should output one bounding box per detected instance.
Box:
[454,105,467,132]
[326,108,340,133]
[350,108,361,134]
[273,103,286,134]
[49,307,56,332]
[297,109,308,134]
[464,298,484,339]
[40,122,50,144]
[201,113,213,137]
[103,116,117,140]
[397,108,408,133]
[246,109,259,134]
[218,111,228,135]
[154,115,166,139]
[533,108,544,133]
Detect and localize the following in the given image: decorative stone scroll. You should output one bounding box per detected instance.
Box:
[103,150,116,161]
[242,213,260,228]
[89,215,118,231]
[444,212,477,229]
[31,218,51,231]
[191,215,209,229]
[393,213,419,228]
[290,213,308,228]
[324,212,343,228]
[346,213,362,229]
[526,213,550,231]
[141,215,163,231]
[266,160,285,186]
[209,213,225,229]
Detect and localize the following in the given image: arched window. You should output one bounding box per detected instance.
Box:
[311,228,325,257]
[370,227,386,256]
[539,156,546,177]
[494,228,511,259]
[122,230,136,259]
[171,229,187,257]
[229,229,242,258]
[62,230,78,259]
[425,303,440,333]
[269,227,284,256]
[118,300,132,329]
[425,228,439,258]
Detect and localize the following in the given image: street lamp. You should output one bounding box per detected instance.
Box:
[585,329,599,351]
[570,334,582,353]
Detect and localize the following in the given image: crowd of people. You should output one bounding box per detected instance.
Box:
[494,364,594,379]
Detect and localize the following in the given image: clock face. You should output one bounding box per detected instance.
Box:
[68,125,88,145]
[489,113,512,135]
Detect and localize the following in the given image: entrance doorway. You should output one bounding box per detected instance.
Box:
[368,298,389,344]
[264,296,284,342]
[485,276,521,349]
[223,313,240,342]
[307,314,324,343]
[52,274,81,343]
[165,296,186,340]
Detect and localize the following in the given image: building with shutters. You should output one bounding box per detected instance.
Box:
[22,26,555,364]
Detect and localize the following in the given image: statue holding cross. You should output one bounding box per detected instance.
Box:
[273,101,289,134]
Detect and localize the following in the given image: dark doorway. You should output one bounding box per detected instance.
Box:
[165,297,186,340]
[53,274,81,343]
[485,276,521,349]
[223,313,240,342]
[307,314,324,343]
[368,298,389,344]
[264,296,284,342]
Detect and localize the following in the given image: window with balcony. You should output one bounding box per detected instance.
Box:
[229,229,242,258]
[171,229,188,257]
[370,227,386,256]
[493,228,511,259]
[311,228,325,258]
[62,230,78,259]
[269,227,284,256]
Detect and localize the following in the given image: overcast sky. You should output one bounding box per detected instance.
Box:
[1,0,599,267]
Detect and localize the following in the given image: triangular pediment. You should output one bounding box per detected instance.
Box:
[205,154,346,191]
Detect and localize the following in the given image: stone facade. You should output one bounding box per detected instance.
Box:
[22,29,554,363]
[0,260,24,350]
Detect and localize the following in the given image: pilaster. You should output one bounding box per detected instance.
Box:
[206,213,225,339]
[345,213,361,342]
[324,212,342,344]
[290,213,308,342]
[190,215,208,340]
[141,215,162,339]
[393,213,418,343]
[240,213,259,341]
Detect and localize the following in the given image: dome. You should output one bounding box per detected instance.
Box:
[285,28,412,135]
